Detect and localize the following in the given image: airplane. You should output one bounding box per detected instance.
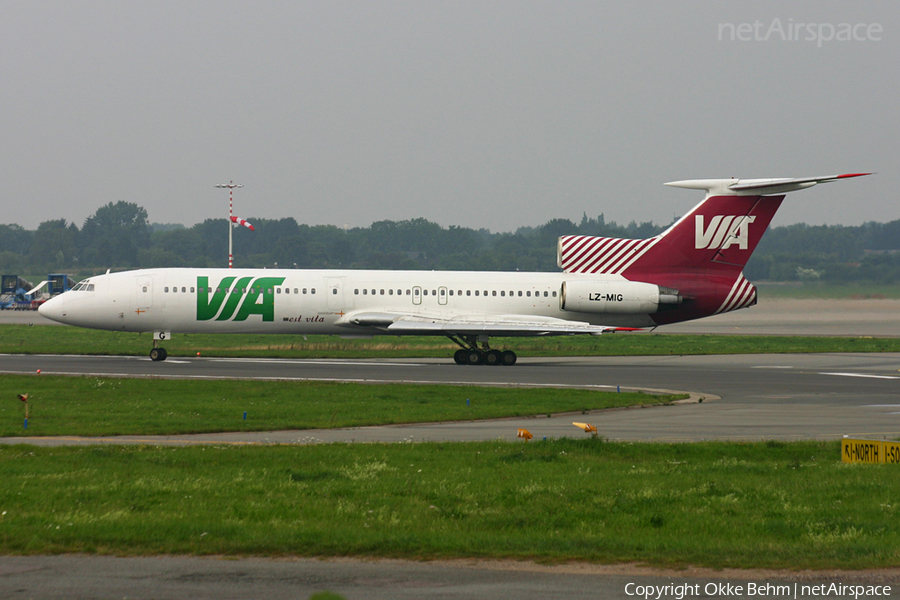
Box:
[38,173,871,365]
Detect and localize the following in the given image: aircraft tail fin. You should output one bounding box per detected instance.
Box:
[558,173,872,277]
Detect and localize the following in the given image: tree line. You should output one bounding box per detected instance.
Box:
[1,200,897,283]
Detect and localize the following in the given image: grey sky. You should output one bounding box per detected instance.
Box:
[1,1,896,233]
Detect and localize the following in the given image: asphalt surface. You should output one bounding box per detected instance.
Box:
[3,555,899,600]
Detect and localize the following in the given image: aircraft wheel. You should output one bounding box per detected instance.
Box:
[466,350,484,365]
[500,350,517,366]
[150,348,168,362]
[453,349,468,365]
[484,350,502,366]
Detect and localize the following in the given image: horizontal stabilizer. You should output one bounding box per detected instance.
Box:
[665,173,872,196]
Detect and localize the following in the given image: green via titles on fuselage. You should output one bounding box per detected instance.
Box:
[196,276,286,322]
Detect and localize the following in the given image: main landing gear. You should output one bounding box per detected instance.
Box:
[448,335,517,366]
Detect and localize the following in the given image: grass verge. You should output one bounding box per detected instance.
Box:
[0,374,680,437]
[2,325,899,358]
[0,439,896,569]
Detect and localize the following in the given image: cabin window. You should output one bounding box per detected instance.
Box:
[423,289,428,296]
[449,290,454,296]
[458,290,462,296]
[277,288,281,294]
[467,290,471,296]
[492,291,496,297]
[406,289,411,295]
[294,288,298,294]
[527,291,531,297]
[389,289,393,295]
[285,288,290,294]
[440,289,445,296]
[332,288,338,295]
[397,289,402,295]
[190,287,195,293]
[379,289,384,295]
[164,287,169,293]
[181,287,186,293]
[354,289,359,295]
[432,290,436,295]
[518,291,522,297]
[474,290,479,296]
[143,286,147,292]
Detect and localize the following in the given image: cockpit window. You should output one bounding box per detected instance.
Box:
[72,280,95,292]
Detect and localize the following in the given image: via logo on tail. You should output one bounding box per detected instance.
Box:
[694,215,756,250]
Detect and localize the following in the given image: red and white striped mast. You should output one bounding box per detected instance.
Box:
[215,181,243,268]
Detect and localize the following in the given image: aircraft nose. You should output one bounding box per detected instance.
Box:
[38,296,66,323]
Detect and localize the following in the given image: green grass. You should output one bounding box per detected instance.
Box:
[2,325,899,358]
[0,374,679,437]
[1,439,897,569]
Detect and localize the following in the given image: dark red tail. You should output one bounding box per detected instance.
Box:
[557,173,871,324]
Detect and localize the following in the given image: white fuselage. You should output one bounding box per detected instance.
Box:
[38,268,657,335]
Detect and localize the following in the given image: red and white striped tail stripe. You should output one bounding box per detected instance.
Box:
[715,274,757,314]
[558,235,660,275]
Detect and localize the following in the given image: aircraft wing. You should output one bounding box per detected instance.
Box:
[343,312,637,337]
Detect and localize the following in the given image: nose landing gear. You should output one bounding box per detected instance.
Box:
[149,332,169,361]
[149,346,168,361]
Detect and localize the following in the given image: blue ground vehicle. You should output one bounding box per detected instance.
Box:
[1,274,73,310]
